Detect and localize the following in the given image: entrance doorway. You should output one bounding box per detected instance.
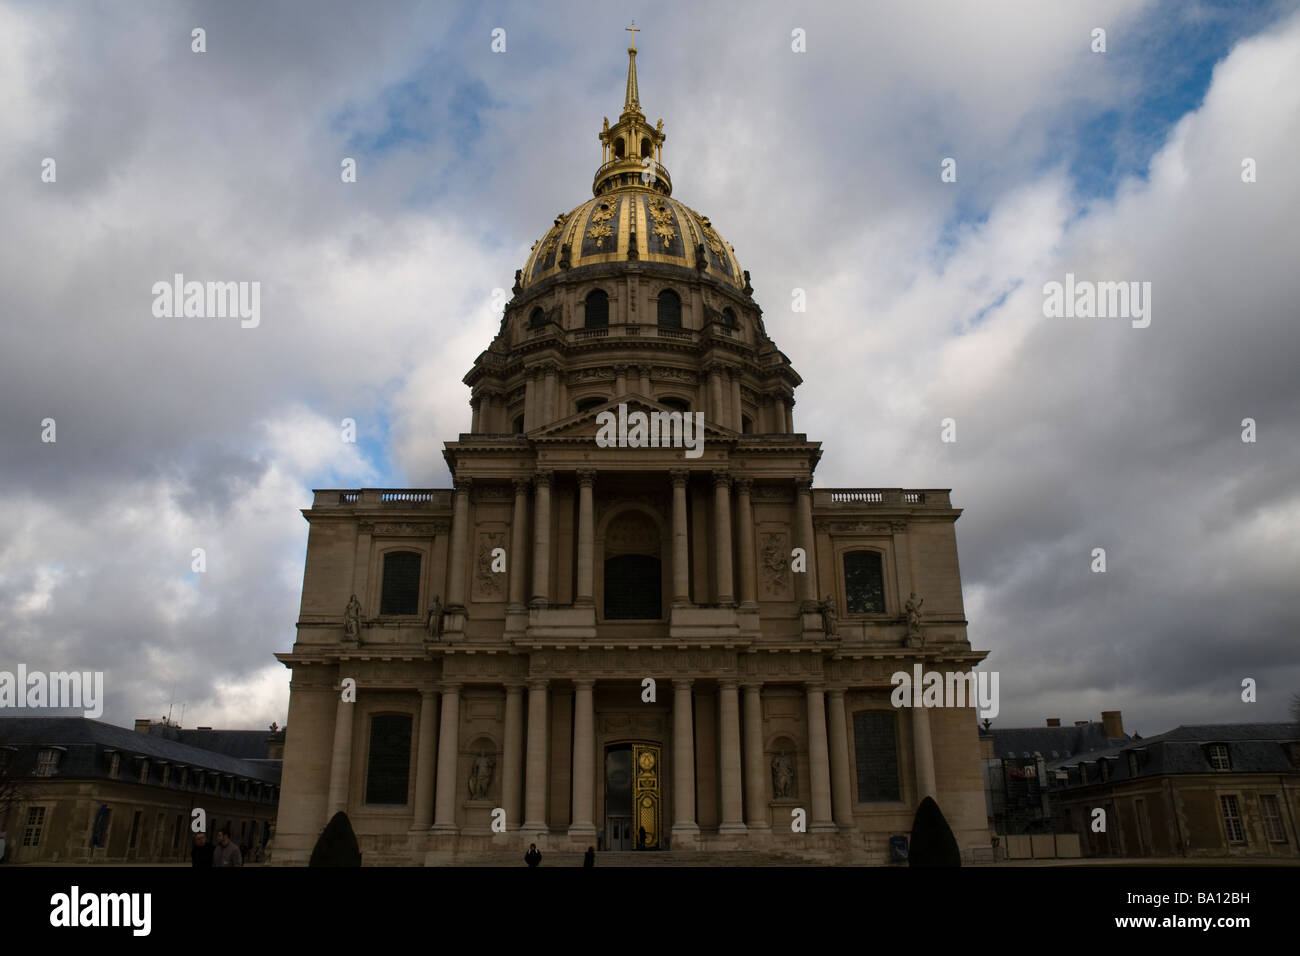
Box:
[604,742,662,850]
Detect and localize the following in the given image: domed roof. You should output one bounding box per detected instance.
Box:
[520,191,745,291]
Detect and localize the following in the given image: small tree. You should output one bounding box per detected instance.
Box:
[908,796,961,867]
[309,811,362,867]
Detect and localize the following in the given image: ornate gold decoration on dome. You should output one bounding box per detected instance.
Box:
[648,198,676,247]
[696,214,725,256]
[542,212,568,257]
[586,197,617,247]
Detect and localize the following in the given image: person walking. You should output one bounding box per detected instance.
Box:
[524,843,542,867]
[583,846,595,867]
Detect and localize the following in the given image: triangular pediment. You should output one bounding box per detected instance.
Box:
[531,394,736,442]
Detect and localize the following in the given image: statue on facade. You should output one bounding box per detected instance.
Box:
[343,594,362,643]
[468,751,496,799]
[771,752,795,799]
[905,592,925,646]
[426,595,444,641]
[820,595,839,639]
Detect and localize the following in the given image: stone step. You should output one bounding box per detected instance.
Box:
[444,849,821,867]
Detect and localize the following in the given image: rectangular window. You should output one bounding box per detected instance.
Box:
[1220,795,1245,844]
[365,713,414,805]
[172,814,183,851]
[23,807,46,847]
[1209,744,1231,770]
[128,810,142,849]
[35,750,60,777]
[852,711,900,802]
[1260,794,1287,843]
[380,551,422,615]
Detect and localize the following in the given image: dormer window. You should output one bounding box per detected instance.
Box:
[1208,744,1231,771]
[35,749,62,777]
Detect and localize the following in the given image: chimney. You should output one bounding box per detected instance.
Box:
[1046,718,1061,727]
[134,718,152,734]
[1102,710,1124,738]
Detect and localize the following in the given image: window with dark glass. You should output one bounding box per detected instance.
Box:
[844,551,885,613]
[657,290,682,328]
[365,714,413,805]
[723,307,737,328]
[380,551,421,615]
[528,307,545,329]
[853,711,900,802]
[659,397,689,413]
[604,555,662,620]
[585,289,609,327]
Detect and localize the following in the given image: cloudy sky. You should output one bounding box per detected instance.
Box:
[1,0,1297,737]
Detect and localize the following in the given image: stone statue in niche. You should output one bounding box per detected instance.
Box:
[468,751,496,800]
[905,592,925,647]
[343,594,362,643]
[426,595,443,641]
[761,533,788,594]
[820,595,839,639]
[771,752,795,799]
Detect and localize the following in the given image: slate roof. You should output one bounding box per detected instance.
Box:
[0,717,281,784]
[986,721,1125,762]
[1044,723,1300,789]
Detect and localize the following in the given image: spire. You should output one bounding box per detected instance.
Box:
[624,22,640,113]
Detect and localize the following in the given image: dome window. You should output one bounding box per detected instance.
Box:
[659,397,690,413]
[641,137,652,158]
[528,307,545,329]
[657,289,682,328]
[614,137,625,159]
[585,289,609,327]
[723,307,738,329]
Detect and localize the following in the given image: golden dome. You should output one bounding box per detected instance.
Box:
[520,192,746,292]
[517,31,748,295]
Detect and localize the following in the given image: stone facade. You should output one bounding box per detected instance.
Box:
[273,40,992,866]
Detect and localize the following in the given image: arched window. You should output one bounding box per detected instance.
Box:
[365,714,412,805]
[513,415,524,434]
[614,137,625,159]
[722,307,738,328]
[640,137,652,158]
[585,289,609,327]
[380,551,421,615]
[528,307,545,329]
[843,551,885,613]
[659,397,690,413]
[576,396,607,414]
[657,289,682,328]
[603,510,661,620]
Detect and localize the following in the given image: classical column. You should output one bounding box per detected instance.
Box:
[912,706,937,803]
[470,395,481,433]
[734,479,757,609]
[508,479,530,611]
[530,473,552,607]
[742,683,769,829]
[432,683,461,833]
[709,366,725,423]
[569,680,596,838]
[502,683,524,830]
[795,479,818,609]
[671,679,699,839]
[670,470,690,606]
[805,683,835,831]
[713,473,734,606]
[784,397,794,433]
[447,478,471,610]
[326,689,355,818]
[638,364,652,396]
[522,679,550,835]
[576,470,596,606]
[718,680,746,833]
[826,689,855,830]
[523,368,539,431]
[412,688,440,829]
[729,368,743,430]
[614,364,628,397]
